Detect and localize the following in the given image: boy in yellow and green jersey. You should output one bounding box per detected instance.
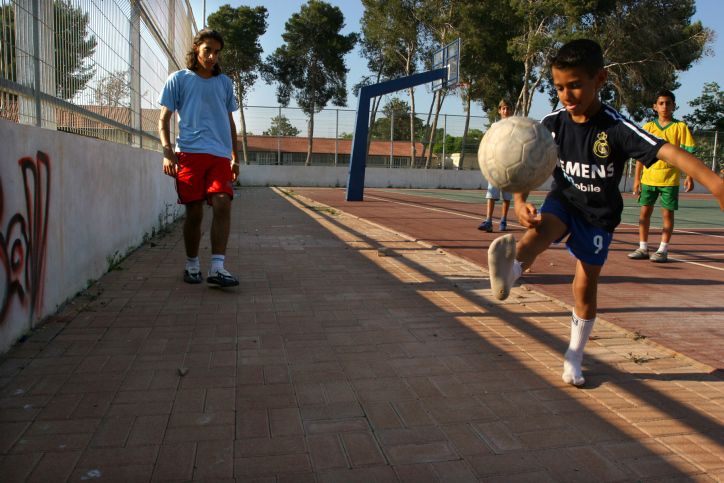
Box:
[629,89,696,263]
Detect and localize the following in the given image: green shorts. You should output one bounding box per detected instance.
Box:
[639,184,679,210]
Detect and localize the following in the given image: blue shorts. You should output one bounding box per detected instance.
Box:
[486,183,512,201]
[540,196,613,266]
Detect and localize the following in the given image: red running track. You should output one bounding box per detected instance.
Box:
[295,188,724,371]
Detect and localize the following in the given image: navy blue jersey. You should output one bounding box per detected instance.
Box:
[541,105,666,232]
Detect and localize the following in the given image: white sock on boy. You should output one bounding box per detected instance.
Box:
[562,312,596,387]
[210,254,225,274]
[186,256,200,273]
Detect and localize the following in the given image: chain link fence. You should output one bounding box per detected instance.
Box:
[2,2,719,174]
[0,0,195,149]
[242,105,489,169]
[693,129,723,175]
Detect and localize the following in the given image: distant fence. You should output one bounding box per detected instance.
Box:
[0,0,195,149]
[692,129,722,173]
[242,105,489,170]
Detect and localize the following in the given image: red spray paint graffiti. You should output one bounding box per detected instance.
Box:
[1,151,50,323]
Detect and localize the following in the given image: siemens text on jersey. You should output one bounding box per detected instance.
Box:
[559,159,615,192]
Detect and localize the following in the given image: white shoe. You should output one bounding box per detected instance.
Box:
[488,234,516,300]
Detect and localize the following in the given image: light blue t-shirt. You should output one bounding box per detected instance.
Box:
[159,69,238,159]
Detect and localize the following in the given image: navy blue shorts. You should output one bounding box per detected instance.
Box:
[540,196,613,266]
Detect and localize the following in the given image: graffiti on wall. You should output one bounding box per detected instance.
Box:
[1,151,50,323]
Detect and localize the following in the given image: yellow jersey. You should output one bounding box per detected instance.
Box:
[640,119,696,187]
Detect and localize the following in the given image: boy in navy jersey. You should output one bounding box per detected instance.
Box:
[488,39,724,387]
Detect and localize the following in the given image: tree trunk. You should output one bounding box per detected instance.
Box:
[425,92,444,169]
[366,67,384,158]
[306,111,314,166]
[419,94,436,163]
[239,103,249,165]
[409,87,416,167]
[459,93,471,170]
[234,79,249,164]
[366,95,382,158]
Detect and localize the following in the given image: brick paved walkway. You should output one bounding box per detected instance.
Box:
[1,187,722,482]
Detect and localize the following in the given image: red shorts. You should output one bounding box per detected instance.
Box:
[175,152,234,205]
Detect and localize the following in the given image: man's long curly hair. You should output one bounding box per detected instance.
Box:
[185,29,224,76]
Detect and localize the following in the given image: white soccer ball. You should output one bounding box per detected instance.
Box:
[477,116,558,193]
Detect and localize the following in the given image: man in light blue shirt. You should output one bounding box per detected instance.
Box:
[159,29,240,287]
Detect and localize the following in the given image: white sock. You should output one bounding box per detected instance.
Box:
[210,254,225,273]
[186,257,200,273]
[562,312,596,386]
[657,242,668,253]
[639,241,648,251]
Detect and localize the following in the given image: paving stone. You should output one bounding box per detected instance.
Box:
[2,187,723,481]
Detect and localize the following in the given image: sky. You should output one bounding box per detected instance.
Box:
[188,0,722,134]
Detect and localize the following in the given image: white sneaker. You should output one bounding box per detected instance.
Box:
[206,268,239,287]
[488,234,516,300]
[562,350,585,387]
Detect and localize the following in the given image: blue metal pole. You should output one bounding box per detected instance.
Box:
[346,68,448,201]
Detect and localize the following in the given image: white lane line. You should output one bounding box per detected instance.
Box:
[617,222,724,239]
[366,192,724,272]
[365,194,482,220]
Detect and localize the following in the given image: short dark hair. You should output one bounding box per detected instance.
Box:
[551,39,604,77]
[185,29,224,76]
[655,89,676,104]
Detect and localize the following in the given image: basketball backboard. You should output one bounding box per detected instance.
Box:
[432,38,460,91]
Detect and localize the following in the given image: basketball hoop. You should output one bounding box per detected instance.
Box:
[432,38,460,91]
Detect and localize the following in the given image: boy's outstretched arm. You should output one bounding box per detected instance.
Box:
[658,143,724,210]
[514,192,541,228]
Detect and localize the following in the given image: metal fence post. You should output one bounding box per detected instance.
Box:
[335,108,338,166]
[130,0,142,148]
[713,130,719,172]
[168,0,175,72]
[32,0,41,126]
[277,106,282,165]
[441,114,447,170]
[390,110,394,168]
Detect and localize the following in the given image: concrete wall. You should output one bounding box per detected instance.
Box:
[238,163,710,194]
[0,120,181,354]
[238,164,493,190]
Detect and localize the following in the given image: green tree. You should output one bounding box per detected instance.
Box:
[370,97,424,141]
[505,0,711,120]
[207,5,268,163]
[92,70,129,107]
[683,82,723,130]
[358,2,408,157]
[54,0,97,100]
[507,0,569,116]
[455,1,523,168]
[263,114,301,136]
[1,1,97,100]
[591,0,713,120]
[417,0,460,167]
[360,0,422,166]
[263,0,357,165]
